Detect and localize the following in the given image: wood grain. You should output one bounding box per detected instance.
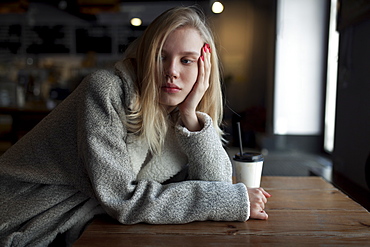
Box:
[74,176,370,246]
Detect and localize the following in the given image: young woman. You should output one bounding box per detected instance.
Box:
[0,6,270,246]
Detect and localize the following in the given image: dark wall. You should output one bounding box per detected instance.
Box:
[332,15,370,203]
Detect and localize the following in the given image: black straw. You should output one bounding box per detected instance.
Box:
[237,122,243,156]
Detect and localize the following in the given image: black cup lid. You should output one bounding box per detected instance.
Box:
[233,151,264,162]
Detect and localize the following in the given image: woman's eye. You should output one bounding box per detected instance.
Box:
[157,53,165,61]
[181,59,192,64]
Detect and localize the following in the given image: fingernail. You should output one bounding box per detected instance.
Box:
[200,55,204,61]
[206,43,211,52]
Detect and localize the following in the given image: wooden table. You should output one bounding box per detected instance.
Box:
[74,176,370,246]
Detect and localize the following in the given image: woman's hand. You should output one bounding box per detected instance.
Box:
[178,44,211,131]
[247,187,271,220]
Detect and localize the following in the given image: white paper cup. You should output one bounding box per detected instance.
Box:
[233,152,264,188]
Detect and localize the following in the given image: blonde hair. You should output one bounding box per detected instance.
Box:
[123,6,224,154]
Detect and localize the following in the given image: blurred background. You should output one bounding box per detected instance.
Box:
[0,0,369,210]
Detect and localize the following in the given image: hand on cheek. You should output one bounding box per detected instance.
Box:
[179,43,211,131]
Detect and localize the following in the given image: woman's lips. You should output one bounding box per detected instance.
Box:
[162,83,181,93]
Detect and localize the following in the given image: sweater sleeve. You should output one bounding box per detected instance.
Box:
[77,71,250,224]
[175,112,233,183]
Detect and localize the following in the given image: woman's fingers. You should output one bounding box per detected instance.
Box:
[177,44,212,131]
[250,207,269,220]
[202,43,211,87]
[247,187,271,220]
[260,187,272,198]
[179,43,211,113]
[196,43,211,94]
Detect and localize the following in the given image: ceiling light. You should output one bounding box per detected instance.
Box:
[212,1,224,14]
[130,18,142,27]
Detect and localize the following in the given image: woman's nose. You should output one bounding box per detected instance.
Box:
[164,60,179,79]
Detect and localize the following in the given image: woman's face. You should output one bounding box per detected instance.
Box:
[159,27,204,112]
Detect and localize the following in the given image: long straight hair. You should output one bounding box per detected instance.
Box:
[123,6,224,154]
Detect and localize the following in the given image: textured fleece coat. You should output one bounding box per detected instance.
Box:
[0,61,249,246]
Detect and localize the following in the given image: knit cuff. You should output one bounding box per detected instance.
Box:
[175,112,212,137]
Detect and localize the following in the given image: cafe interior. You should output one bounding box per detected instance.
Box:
[0,0,369,214]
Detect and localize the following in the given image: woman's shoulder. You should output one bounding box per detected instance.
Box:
[82,69,120,92]
[79,69,125,98]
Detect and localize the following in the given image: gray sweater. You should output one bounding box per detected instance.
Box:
[0,61,249,246]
